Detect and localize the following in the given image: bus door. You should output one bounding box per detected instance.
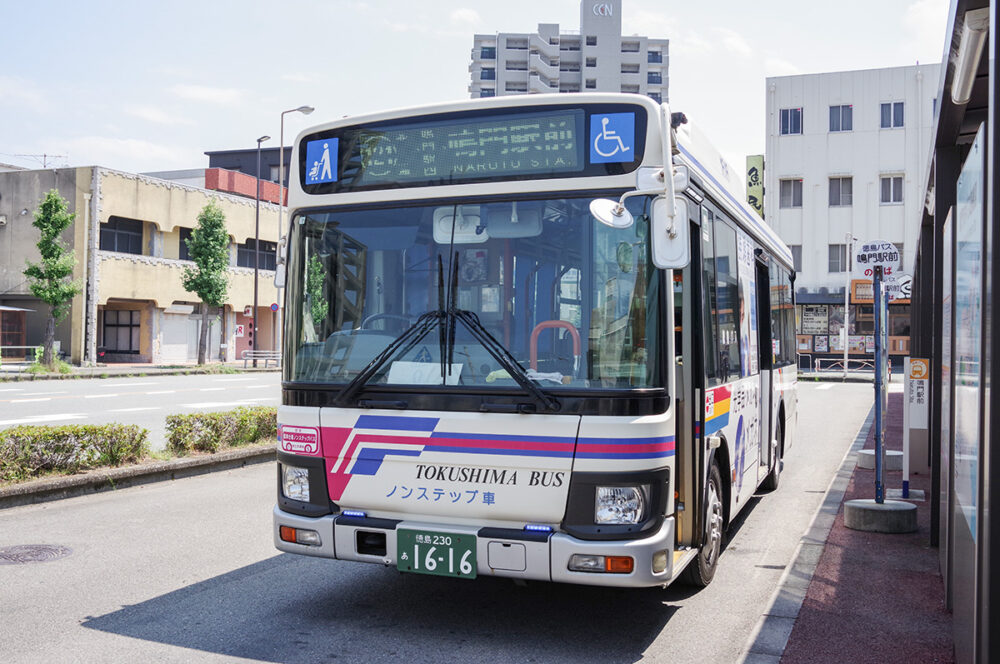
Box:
[732,229,762,506]
[755,257,774,477]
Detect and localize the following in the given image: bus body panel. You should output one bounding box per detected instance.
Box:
[319,408,580,525]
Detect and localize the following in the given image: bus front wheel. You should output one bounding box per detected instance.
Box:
[682,462,724,587]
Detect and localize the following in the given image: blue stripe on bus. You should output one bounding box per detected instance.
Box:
[354,415,439,431]
[430,431,575,444]
[430,446,574,458]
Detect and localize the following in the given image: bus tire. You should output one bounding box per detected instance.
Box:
[682,462,724,587]
[761,418,783,492]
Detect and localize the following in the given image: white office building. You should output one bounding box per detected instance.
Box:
[469,0,668,100]
[764,63,940,363]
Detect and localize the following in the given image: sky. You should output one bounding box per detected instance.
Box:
[0,0,951,175]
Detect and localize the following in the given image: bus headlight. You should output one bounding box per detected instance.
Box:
[282,466,311,502]
[595,485,648,524]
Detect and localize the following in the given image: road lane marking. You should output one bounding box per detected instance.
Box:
[200,387,225,392]
[212,377,259,382]
[22,391,69,396]
[816,384,834,391]
[0,413,86,426]
[146,390,176,394]
[0,388,24,392]
[245,385,271,389]
[181,397,277,408]
[98,382,160,388]
[110,407,161,413]
[84,393,119,399]
[11,397,52,403]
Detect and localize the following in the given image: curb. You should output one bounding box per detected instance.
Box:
[0,367,279,383]
[0,444,276,510]
[739,406,875,663]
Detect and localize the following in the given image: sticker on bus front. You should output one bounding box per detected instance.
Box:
[305,138,338,184]
[589,113,635,164]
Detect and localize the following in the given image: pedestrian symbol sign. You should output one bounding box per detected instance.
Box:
[305,138,338,184]
[589,113,635,164]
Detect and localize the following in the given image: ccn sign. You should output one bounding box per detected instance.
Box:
[593,3,613,17]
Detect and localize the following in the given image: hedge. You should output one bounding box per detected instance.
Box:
[0,424,149,483]
[166,406,277,454]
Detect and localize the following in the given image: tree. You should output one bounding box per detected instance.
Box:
[23,189,83,368]
[182,200,230,365]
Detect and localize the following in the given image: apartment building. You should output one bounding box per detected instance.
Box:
[469,0,668,100]
[0,167,281,364]
[764,63,940,365]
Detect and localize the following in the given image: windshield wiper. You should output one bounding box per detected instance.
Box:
[453,309,560,413]
[333,310,444,407]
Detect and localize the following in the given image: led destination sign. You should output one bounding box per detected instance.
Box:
[299,104,646,193]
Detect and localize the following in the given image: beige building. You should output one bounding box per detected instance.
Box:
[0,166,280,365]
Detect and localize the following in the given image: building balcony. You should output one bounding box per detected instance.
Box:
[96,252,277,312]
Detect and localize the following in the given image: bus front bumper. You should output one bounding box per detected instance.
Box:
[273,506,677,588]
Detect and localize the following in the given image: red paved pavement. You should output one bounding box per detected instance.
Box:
[781,392,953,663]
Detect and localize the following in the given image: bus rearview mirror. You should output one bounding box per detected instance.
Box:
[651,196,690,269]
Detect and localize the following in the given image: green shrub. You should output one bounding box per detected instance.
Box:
[0,424,149,483]
[166,406,277,455]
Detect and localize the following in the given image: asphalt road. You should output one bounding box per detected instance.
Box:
[0,373,282,450]
[0,381,874,663]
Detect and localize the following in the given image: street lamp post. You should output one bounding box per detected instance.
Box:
[253,134,271,368]
[277,105,314,361]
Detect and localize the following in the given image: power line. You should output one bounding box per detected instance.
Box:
[13,153,68,168]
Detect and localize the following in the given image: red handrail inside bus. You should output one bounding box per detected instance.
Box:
[529,320,581,371]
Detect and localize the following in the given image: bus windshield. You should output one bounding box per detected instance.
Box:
[285,193,662,392]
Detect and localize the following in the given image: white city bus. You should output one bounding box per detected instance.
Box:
[273,93,797,588]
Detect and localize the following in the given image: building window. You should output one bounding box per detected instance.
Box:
[621,84,640,94]
[621,41,639,52]
[560,39,580,52]
[881,102,904,128]
[99,216,143,255]
[505,61,528,71]
[779,179,803,208]
[586,57,597,67]
[780,108,802,135]
[506,38,527,50]
[480,46,496,59]
[585,79,596,89]
[480,68,495,80]
[621,63,639,74]
[829,177,853,206]
[505,82,527,92]
[648,51,663,63]
[649,92,662,103]
[178,227,194,261]
[880,175,903,204]
[102,310,140,353]
[829,104,853,132]
[790,245,803,272]
[479,88,495,98]
[894,243,904,263]
[647,72,662,84]
[237,239,277,270]
[828,244,848,273]
[586,35,597,46]
[269,165,280,182]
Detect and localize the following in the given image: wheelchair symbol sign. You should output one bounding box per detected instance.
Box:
[590,113,635,164]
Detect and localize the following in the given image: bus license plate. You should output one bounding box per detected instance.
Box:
[396,529,477,579]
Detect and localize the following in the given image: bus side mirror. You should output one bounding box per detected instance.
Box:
[651,196,689,269]
[273,236,287,288]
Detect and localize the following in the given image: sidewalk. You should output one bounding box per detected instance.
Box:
[744,391,953,662]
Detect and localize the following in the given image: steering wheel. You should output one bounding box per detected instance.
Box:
[361,313,413,331]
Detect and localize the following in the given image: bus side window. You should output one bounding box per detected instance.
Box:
[713,221,741,383]
[701,207,720,387]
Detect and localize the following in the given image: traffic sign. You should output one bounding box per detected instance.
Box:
[270,303,279,312]
[854,240,901,278]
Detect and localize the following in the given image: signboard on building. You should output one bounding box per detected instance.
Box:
[852,278,911,304]
[801,304,829,334]
[235,324,245,338]
[746,155,764,219]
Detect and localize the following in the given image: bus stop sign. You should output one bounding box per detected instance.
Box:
[854,240,902,279]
